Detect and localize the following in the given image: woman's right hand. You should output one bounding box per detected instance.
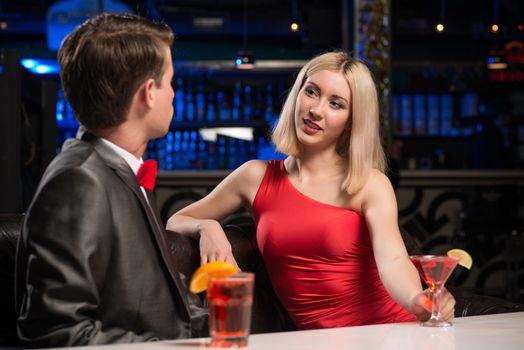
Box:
[198,219,240,270]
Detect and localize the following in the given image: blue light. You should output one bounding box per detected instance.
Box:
[35,65,53,74]
[47,0,132,50]
[56,100,64,122]
[21,59,38,69]
[235,58,243,65]
[21,58,60,75]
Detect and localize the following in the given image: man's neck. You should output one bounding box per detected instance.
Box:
[94,124,147,160]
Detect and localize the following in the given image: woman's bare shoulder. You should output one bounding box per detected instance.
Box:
[224,159,269,190]
[237,159,269,177]
[359,169,394,203]
[366,168,392,188]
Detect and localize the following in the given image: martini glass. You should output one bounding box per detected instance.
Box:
[410,255,459,327]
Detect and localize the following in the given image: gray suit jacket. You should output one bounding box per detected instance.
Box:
[15,132,194,347]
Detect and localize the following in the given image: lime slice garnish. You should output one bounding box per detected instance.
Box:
[447,249,473,270]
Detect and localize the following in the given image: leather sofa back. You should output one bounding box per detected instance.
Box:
[0,214,23,346]
[168,222,296,334]
[0,214,295,347]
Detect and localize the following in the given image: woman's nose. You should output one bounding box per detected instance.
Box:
[308,102,325,119]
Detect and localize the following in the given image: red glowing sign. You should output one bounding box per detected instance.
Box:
[488,41,524,81]
[504,41,524,63]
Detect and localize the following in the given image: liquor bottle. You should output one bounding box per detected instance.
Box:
[243,84,252,122]
[188,130,198,169]
[237,139,248,165]
[206,91,217,122]
[165,131,174,170]
[217,90,231,121]
[173,131,182,169]
[206,140,218,170]
[197,139,207,169]
[264,83,274,123]
[227,137,238,169]
[232,81,241,122]
[254,86,264,121]
[391,94,400,134]
[427,94,440,136]
[440,94,453,136]
[185,78,195,122]
[181,131,190,168]
[196,81,205,122]
[413,94,427,135]
[400,94,413,136]
[217,135,228,169]
[174,78,185,122]
[156,136,166,170]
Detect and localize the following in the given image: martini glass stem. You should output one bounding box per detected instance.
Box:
[430,287,442,321]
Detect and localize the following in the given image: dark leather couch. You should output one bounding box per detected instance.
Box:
[2,214,523,347]
[0,214,21,348]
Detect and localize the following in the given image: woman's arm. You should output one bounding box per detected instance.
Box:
[362,170,454,321]
[166,160,267,267]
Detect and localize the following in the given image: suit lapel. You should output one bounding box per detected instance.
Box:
[80,131,190,316]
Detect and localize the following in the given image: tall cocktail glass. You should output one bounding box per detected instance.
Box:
[208,272,255,347]
[410,255,458,327]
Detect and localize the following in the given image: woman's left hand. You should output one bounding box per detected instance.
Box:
[410,287,456,322]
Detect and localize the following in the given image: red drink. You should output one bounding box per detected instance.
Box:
[410,255,458,327]
[410,255,458,291]
[208,272,254,347]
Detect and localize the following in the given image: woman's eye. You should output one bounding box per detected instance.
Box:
[330,101,344,109]
[304,87,316,96]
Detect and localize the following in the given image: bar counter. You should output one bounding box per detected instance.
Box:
[47,312,524,350]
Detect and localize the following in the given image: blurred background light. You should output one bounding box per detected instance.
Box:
[21,58,59,75]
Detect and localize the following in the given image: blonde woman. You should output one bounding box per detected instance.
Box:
[167,51,455,330]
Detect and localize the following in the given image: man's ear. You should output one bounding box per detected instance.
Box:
[140,78,156,109]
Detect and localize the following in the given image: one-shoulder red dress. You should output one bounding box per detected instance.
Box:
[253,160,416,330]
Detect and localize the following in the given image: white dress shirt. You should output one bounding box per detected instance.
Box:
[99,138,151,205]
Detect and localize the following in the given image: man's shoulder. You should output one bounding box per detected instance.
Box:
[41,138,107,183]
[54,138,104,167]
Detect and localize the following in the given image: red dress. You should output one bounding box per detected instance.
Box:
[253,160,416,330]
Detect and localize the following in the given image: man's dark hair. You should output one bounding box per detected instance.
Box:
[58,13,174,131]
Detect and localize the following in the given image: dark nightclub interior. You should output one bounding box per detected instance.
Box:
[1,0,523,317]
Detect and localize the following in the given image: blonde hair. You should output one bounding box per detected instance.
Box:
[272,51,386,194]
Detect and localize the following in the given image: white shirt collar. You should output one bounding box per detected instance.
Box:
[99,138,142,175]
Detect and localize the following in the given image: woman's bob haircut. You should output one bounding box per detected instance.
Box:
[272,51,386,194]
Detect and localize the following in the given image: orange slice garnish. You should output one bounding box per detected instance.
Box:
[189,261,239,294]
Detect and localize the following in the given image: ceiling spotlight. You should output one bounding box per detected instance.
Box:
[491,0,501,34]
[234,50,255,70]
[436,0,446,33]
[235,0,254,70]
[290,0,299,33]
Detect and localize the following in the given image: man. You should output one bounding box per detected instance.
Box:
[15,13,194,346]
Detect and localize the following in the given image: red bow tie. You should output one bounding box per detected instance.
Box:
[137,159,158,191]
